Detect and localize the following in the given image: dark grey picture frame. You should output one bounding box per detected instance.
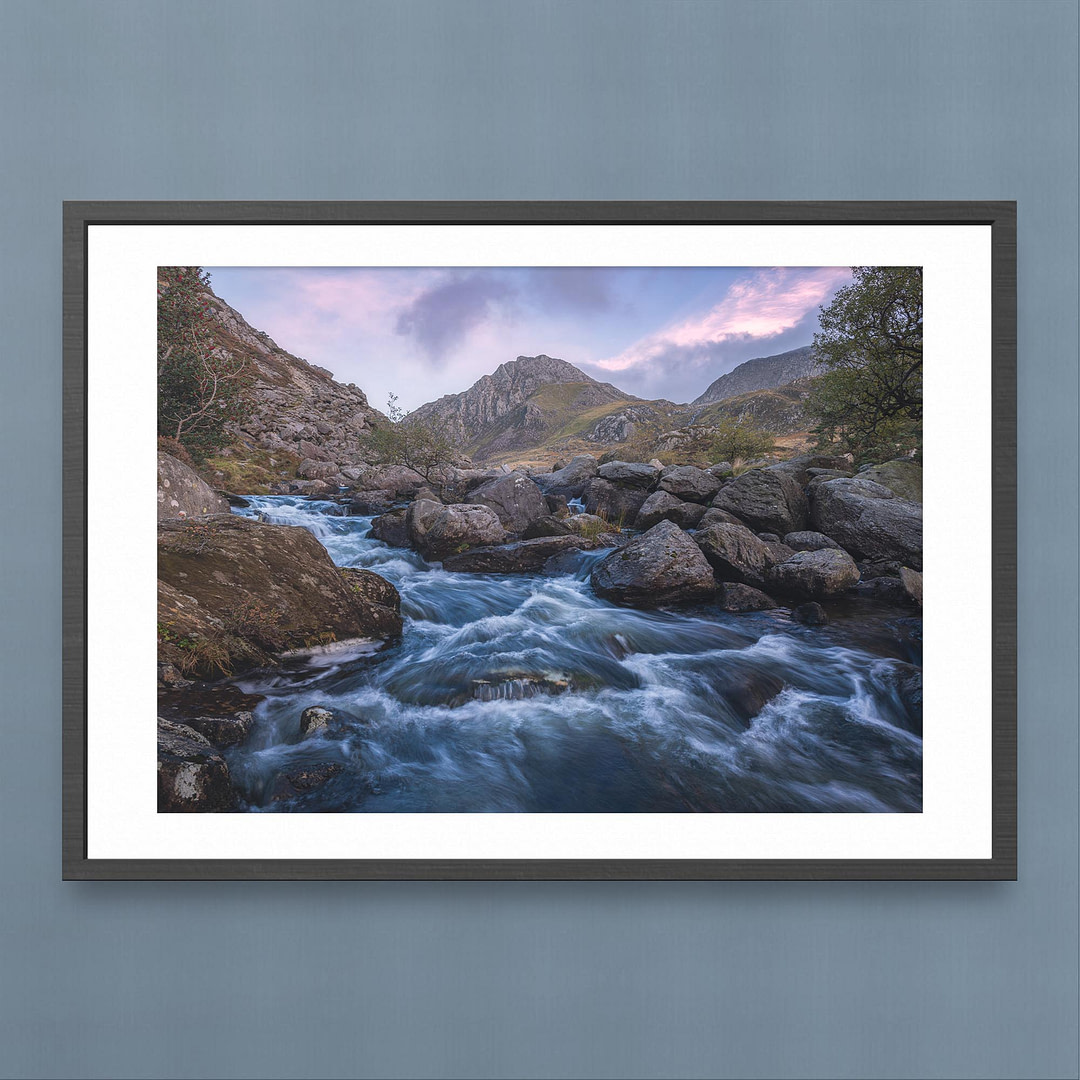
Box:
[62,200,1017,881]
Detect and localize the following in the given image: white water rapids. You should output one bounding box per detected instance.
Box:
[223,496,922,813]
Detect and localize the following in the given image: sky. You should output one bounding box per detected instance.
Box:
[205,265,853,411]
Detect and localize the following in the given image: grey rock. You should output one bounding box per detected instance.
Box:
[181,711,255,749]
[695,522,775,587]
[793,601,829,626]
[270,762,345,802]
[810,477,922,569]
[369,509,409,547]
[534,454,598,498]
[406,499,505,560]
[157,453,230,522]
[523,516,573,539]
[634,491,706,531]
[157,719,238,812]
[467,471,550,533]
[596,461,662,488]
[348,490,398,515]
[712,466,809,535]
[299,706,335,739]
[767,548,861,598]
[591,520,716,606]
[716,583,778,612]
[583,478,650,528]
[658,465,722,503]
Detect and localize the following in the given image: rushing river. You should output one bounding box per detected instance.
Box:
[225,495,922,813]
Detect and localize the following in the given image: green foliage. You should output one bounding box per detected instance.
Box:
[365,393,459,486]
[158,267,252,461]
[707,414,776,464]
[808,266,923,463]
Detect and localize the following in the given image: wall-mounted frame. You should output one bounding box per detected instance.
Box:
[63,200,1016,880]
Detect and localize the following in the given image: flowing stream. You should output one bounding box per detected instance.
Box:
[225,495,922,813]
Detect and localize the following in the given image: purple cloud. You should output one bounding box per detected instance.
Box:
[394,272,516,361]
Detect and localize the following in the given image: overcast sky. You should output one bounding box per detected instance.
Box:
[205,265,853,412]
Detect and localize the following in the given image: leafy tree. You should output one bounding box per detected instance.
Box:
[365,393,459,487]
[158,267,251,461]
[707,414,776,463]
[808,266,923,462]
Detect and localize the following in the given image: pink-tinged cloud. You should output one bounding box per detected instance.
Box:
[593,267,852,374]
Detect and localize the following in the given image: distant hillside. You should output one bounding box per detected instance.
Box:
[409,354,639,461]
[692,345,820,406]
[690,380,816,434]
[192,285,387,490]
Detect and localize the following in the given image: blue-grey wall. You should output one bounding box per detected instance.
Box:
[0,3,1076,1078]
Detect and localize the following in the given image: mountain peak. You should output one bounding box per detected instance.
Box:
[692,345,820,406]
[409,354,636,460]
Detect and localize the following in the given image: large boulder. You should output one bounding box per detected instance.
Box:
[590,520,716,606]
[711,467,809,535]
[858,460,923,504]
[441,535,604,574]
[695,522,776,587]
[766,548,861,599]
[583,478,650,528]
[157,452,230,522]
[348,490,399,515]
[157,718,238,812]
[369,509,409,547]
[364,465,429,498]
[466,471,550,533]
[634,490,706,531]
[770,454,853,487]
[810,477,922,569]
[596,461,661,489]
[658,465,722,504]
[406,499,505,560]
[157,515,402,677]
[534,455,598,499]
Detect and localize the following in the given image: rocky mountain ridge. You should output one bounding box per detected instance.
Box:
[407,354,637,459]
[692,345,820,406]
[200,285,388,487]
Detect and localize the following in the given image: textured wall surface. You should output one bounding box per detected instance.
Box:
[0,2,1076,1078]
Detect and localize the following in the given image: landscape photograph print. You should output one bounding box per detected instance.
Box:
[156,263,924,814]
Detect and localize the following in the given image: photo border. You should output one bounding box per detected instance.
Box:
[62,200,1016,881]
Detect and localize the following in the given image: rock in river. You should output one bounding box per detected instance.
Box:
[467,471,550,533]
[694,522,776,587]
[590,520,716,606]
[158,514,403,677]
[441,535,604,574]
[766,548,861,599]
[157,718,238,812]
[406,499,505,560]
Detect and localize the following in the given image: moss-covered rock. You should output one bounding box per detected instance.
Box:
[158,514,401,677]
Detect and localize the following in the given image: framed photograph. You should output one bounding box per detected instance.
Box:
[63,201,1015,880]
